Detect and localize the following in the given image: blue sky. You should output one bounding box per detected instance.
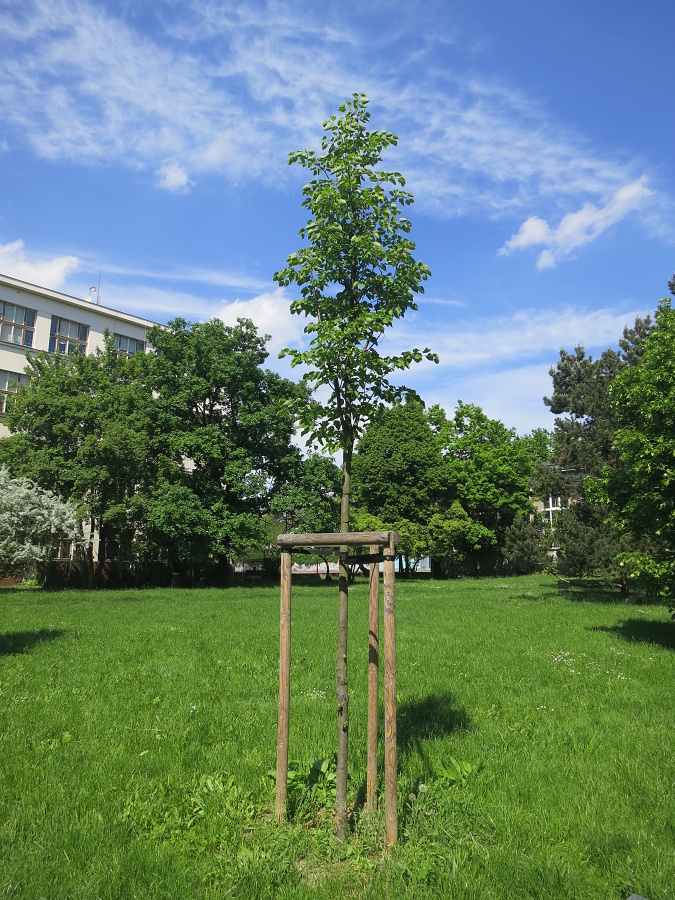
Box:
[1,0,673,434]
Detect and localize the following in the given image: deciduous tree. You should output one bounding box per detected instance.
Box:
[594,285,675,612]
[352,399,448,525]
[429,402,533,573]
[270,454,341,578]
[145,317,303,578]
[0,467,80,579]
[274,93,436,835]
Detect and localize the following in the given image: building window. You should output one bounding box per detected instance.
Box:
[114,333,146,358]
[542,496,563,527]
[0,369,30,414]
[1,302,36,348]
[49,316,88,355]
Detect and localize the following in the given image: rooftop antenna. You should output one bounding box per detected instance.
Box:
[86,272,102,305]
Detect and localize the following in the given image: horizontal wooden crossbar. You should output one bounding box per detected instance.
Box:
[276,531,399,550]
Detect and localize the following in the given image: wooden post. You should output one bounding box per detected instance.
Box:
[367,543,379,815]
[275,549,292,822]
[383,534,397,846]
[335,550,349,841]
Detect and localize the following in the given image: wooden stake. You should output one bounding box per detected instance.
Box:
[335,551,349,841]
[367,543,379,815]
[383,536,397,847]
[275,549,292,822]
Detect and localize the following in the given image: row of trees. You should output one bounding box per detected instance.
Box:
[3,280,674,603]
[0,329,550,585]
[4,290,674,597]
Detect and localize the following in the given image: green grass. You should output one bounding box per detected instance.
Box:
[1,575,674,898]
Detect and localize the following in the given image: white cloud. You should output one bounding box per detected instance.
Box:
[216,288,306,359]
[156,160,192,192]
[380,305,646,434]
[97,261,269,293]
[0,239,79,288]
[74,282,304,363]
[0,0,660,224]
[500,177,653,267]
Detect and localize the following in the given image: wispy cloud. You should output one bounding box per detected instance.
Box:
[0,239,79,288]
[76,282,217,321]
[386,305,643,373]
[422,363,556,435]
[0,0,660,229]
[377,305,647,433]
[79,260,270,294]
[499,177,653,268]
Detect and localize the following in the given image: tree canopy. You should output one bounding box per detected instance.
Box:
[593,287,675,611]
[429,402,535,573]
[146,317,302,574]
[539,313,654,579]
[274,93,436,464]
[351,399,447,525]
[0,335,162,586]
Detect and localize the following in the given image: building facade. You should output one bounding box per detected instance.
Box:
[0,273,158,438]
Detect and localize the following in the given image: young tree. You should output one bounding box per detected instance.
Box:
[274,94,436,835]
[0,467,80,579]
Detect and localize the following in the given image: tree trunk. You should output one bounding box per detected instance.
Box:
[335,447,351,840]
[85,516,96,589]
[619,569,630,601]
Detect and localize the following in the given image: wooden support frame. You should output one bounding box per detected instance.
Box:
[275,530,399,845]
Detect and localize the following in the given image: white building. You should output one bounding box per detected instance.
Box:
[0,273,158,437]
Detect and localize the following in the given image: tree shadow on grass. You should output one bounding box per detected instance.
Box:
[552,578,664,606]
[0,629,67,656]
[591,619,675,652]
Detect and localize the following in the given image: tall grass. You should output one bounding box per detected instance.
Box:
[1,576,673,898]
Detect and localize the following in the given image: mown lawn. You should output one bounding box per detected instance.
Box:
[1,575,674,899]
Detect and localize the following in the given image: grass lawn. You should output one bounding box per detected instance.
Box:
[1,575,674,898]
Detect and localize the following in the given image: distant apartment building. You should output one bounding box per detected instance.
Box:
[0,272,158,438]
